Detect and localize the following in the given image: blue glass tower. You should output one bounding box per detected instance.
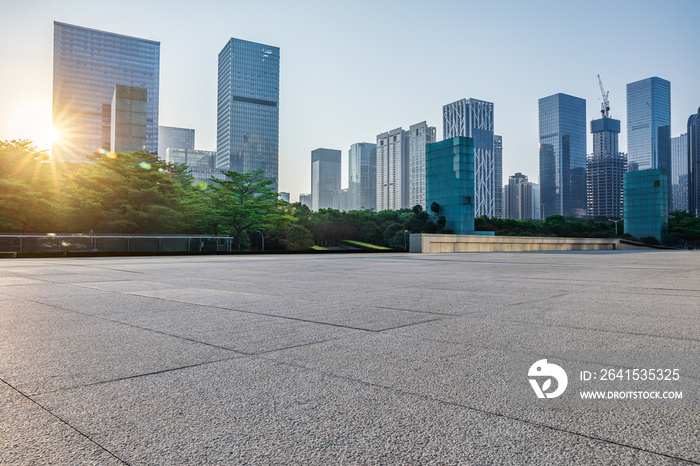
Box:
[52,22,160,161]
[216,38,280,189]
[538,93,587,218]
[426,137,475,234]
[626,77,671,173]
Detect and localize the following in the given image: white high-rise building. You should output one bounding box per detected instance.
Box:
[443,98,496,217]
[494,135,503,218]
[408,121,436,210]
[376,128,409,211]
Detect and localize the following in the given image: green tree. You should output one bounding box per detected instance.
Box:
[0,140,70,232]
[209,169,292,250]
[61,151,188,233]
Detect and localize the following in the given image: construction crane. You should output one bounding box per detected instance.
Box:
[598,74,610,118]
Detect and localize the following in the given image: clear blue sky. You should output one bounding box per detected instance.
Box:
[1,0,699,201]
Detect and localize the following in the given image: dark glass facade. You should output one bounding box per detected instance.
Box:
[626,77,671,173]
[52,22,160,160]
[538,93,587,218]
[216,38,280,190]
[689,109,700,215]
[426,137,475,234]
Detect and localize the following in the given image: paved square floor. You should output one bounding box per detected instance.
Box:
[1,250,699,464]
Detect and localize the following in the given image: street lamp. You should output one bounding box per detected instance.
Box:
[608,218,622,236]
[258,230,265,251]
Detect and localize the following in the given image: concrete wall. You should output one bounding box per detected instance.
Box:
[409,234,637,253]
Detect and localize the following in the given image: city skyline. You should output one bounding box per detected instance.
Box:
[2,1,700,201]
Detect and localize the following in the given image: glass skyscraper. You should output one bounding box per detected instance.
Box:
[538,93,587,218]
[348,142,377,211]
[52,22,160,161]
[216,38,280,189]
[626,77,671,173]
[311,148,341,211]
[689,108,700,216]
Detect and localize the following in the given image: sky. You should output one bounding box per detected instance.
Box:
[1,0,699,202]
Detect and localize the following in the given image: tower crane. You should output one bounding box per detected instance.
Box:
[598,74,610,118]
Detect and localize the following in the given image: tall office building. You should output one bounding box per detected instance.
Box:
[52,22,160,160]
[216,38,280,189]
[426,137,475,234]
[504,173,534,220]
[408,121,437,210]
[311,149,341,211]
[671,133,688,212]
[158,126,195,156]
[348,142,377,211]
[532,183,540,220]
[538,93,587,218]
[627,77,671,210]
[376,128,409,211]
[110,85,147,154]
[587,117,626,218]
[689,108,700,215]
[627,77,671,172]
[443,98,496,217]
[494,135,503,218]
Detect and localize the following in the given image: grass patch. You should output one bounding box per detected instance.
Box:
[311,245,328,251]
[341,240,392,250]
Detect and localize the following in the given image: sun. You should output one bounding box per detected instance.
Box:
[49,126,60,143]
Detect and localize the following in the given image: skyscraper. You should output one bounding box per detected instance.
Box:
[376,128,409,211]
[627,77,671,210]
[538,93,587,218]
[158,126,195,156]
[408,121,436,210]
[504,172,534,220]
[443,98,495,217]
[494,135,503,218]
[348,142,377,211]
[671,133,688,212]
[587,117,626,218]
[626,77,671,173]
[689,108,700,216]
[311,149,341,211]
[216,38,280,189]
[52,22,160,160]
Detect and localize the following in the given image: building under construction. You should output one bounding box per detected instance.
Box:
[587,76,627,218]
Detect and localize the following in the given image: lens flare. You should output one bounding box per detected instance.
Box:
[138,161,151,170]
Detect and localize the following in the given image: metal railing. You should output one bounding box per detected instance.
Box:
[0,234,234,253]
